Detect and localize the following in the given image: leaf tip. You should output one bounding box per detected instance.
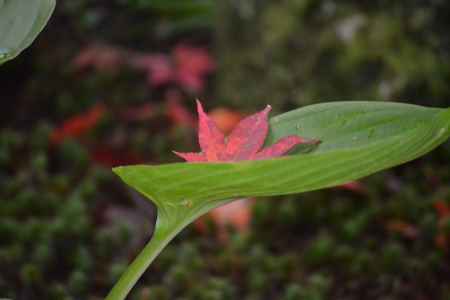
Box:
[173,150,206,162]
[112,166,125,176]
[173,150,186,160]
[112,166,136,180]
[196,99,205,115]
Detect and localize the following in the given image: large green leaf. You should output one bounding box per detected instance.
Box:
[0,0,55,64]
[107,101,450,300]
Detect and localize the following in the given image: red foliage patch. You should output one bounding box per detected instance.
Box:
[51,103,106,145]
[434,200,450,251]
[72,43,215,93]
[72,44,125,73]
[165,90,195,128]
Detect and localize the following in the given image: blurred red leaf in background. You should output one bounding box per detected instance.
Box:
[51,103,106,145]
[194,198,255,242]
[131,44,215,93]
[209,107,243,134]
[434,200,450,219]
[434,200,450,251]
[165,90,195,128]
[173,44,216,92]
[72,43,215,93]
[72,44,125,73]
[385,219,418,240]
[130,54,172,87]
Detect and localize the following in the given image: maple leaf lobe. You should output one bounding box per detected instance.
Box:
[225,105,271,161]
[196,99,227,161]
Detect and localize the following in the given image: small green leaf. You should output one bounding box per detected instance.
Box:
[0,0,55,64]
[108,101,450,300]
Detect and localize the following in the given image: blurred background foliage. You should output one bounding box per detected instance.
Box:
[218,0,450,111]
[1,0,450,299]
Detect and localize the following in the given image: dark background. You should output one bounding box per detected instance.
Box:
[1,1,450,299]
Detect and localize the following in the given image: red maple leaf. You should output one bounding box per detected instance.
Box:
[174,100,320,162]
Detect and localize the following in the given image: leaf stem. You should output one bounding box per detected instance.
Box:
[104,199,228,300]
[104,217,181,300]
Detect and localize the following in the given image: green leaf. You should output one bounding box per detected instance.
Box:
[107,101,450,300]
[0,0,56,65]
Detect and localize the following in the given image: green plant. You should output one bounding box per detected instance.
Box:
[127,0,213,18]
[0,127,132,300]
[109,101,450,299]
[0,0,55,65]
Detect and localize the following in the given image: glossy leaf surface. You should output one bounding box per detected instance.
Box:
[0,0,55,64]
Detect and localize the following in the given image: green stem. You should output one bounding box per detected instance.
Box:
[105,199,228,300]
[104,218,181,300]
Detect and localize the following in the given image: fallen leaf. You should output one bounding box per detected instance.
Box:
[433,200,450,251]
[434,200,450,219]
[385,219,418,240]
[72,44,124,73]
[174,100,320,162]
[51,103,106,145]
[435,234,448,251]
[73,43,215,93]
[130,54,172,87]
[174,44,215,92]
[132,44,215,92]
